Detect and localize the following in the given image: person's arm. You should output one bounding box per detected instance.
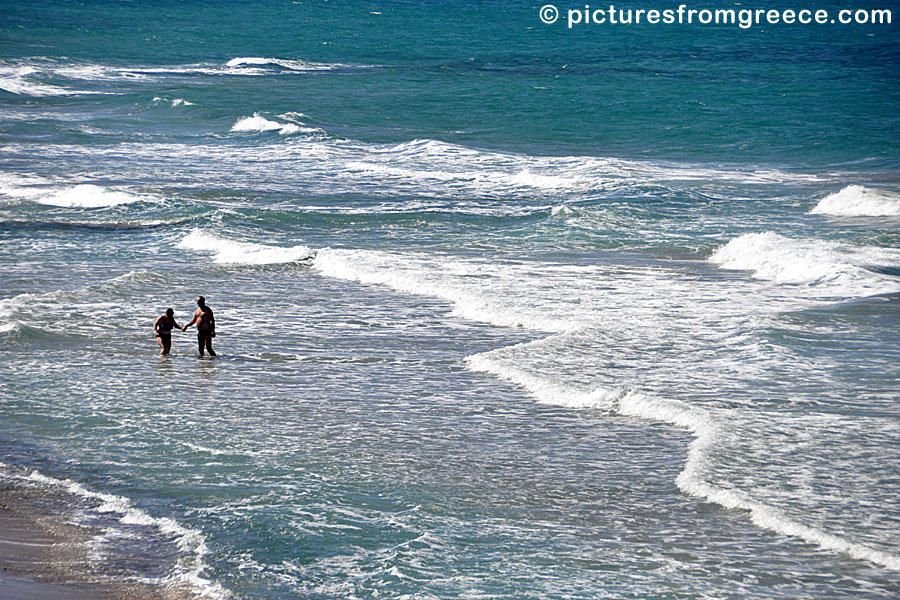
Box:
[172,319,182,331]
[182,310,198,331]
[153,315,163,334]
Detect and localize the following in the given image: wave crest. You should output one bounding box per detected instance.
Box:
[0,173,154,208]
[225,56,350,71]
[231,113,314,135]
[708,231,900,292]
[177,230,314,265]
[810,185,900,217]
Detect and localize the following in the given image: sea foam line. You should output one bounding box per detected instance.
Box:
[615,393,900,571]
[468,347,900,571]
[0,465,228,599]
[310,247,900,572]
[225,56,353,71]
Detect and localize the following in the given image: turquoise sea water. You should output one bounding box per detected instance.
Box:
[1,1,899,598]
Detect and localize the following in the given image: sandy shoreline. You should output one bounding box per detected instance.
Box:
[0,474,194,600]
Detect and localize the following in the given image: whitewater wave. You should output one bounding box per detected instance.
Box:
[472,353,900,572]
[363,139,821,188]
[0,56,367,97]
[152,96,194,107]
[0,173,155,208]
[225,56,352,71]
[0,60,124,96]
[0,466,227,599]
[37,184,147,207]
[465,295,900,572]
[313,249,579,332]
[810,185,900,217]
[177,230,314,265]
[231,114,308,135]
[466,344,622,409]
[708,231,900,294]
[0,65,76,96]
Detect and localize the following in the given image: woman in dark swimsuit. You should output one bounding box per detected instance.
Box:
[153,308,181,356]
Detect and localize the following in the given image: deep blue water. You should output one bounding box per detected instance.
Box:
[1,2,899,598]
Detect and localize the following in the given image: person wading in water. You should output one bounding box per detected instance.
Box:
[183,296,216,357]
[153,308,181,356]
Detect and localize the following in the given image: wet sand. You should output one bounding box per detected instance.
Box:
[0,480,191,600]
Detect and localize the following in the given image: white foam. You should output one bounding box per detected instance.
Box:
[152,96,194,107]
[708,232,900,292]
[225,56,348,71]
[0,65,72,96]
[178,230,313,265]
[0,65,79,96]
[614,393,900,571]
[0,62,113,96]
[810,185,900,217]
[0,173,153,208]
[466,346,620,409]
[54,64,149,82]
[0,172,47,202]
[36,184,145,207]
[231,114,303,135]
[7,136,828,208]
[312,249,576,332]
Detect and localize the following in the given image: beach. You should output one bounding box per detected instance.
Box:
[1,1,899,598]
[0,470,193,600]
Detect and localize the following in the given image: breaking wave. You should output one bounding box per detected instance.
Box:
[0,173,152,208]
[225,56,352,71]
[231,114,305,135]
[810,185,900,217]
[708,231,900,294]
[177,230,314,265]
[152,96,194,107]
[36,184,147,208]
[0,60,126,96]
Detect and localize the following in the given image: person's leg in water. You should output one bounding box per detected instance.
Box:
[204,334,216,357]
[157,334,166,356]
[197,331,206,357]
[161,334,172,356]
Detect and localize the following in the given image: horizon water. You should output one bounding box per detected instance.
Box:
[1,1,899,598]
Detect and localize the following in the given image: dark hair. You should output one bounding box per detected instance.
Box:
[165,308,174,316]
[197,296,206,306]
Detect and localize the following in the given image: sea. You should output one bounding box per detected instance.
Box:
[1,1,899,598]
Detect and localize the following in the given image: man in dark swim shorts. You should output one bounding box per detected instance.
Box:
[183,296,216,357]
[153,308,181,356]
